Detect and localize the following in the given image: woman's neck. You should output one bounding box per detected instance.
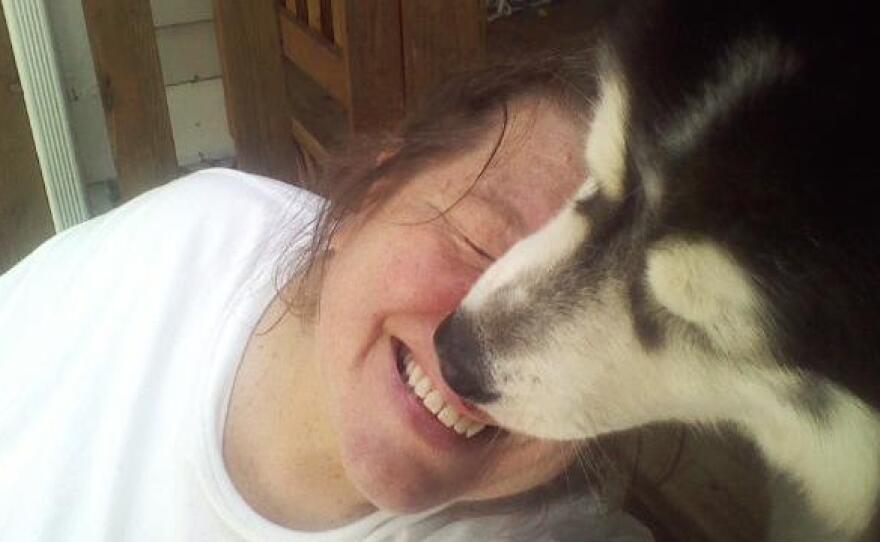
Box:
[223,293,376,531]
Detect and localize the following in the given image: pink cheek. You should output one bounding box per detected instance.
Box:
[381,245,482,315]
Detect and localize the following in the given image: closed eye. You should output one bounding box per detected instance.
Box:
[459,232,495,262]
[440,213,495,263]
[425,203,497,263]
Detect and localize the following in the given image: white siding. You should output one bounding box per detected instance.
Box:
[48,0,235,190]
[156,21,221,86]
[151,0,213,27]
[153,0,234,170]
[45,0,117,186]
[166,78,235,166]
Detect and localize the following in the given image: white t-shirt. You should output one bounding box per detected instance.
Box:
[0,169,653,541]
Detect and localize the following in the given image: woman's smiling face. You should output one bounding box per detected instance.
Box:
[315,99,586,513]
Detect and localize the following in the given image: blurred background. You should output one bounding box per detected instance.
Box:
[1,0,607,272]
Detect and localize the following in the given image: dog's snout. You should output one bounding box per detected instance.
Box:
[434,314,498,404]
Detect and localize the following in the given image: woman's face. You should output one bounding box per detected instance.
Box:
[315,100,586,513]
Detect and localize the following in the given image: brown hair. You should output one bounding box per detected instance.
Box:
[283,47,598,310]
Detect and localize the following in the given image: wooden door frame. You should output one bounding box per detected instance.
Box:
[82,0,179,201]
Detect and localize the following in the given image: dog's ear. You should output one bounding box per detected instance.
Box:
[645,239,767,352]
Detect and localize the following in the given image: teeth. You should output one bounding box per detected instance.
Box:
[409,364,424,385]
[465,423,486,438]
[423,391,444,415]
[414,378,431,399]
[401,354,487,439]
[437,406,459,427]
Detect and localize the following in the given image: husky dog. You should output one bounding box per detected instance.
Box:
[435,1,879,540]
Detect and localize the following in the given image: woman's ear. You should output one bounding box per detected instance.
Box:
[330,147,402,253]
[328,216,358,253]
[376,149,395,166]
[376,148,397,166]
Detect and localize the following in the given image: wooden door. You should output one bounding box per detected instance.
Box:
[0,7,53,273]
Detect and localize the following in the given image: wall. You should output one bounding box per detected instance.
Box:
[46,0,235,200]
[152,0,234,168]
[46,0,115,189]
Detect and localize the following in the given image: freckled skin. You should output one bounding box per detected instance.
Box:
[314,99,586,513]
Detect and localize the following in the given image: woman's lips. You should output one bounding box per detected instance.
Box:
[401,352,487,438]
[392,339,499,442]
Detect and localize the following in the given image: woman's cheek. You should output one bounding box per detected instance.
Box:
[382,235,485,316]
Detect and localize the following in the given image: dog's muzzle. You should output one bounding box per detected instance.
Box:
[434,313,499,404]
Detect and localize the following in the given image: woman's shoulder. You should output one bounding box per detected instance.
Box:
[77,168,324,267]
[141,168,324,224]
[162,167,312,200]
[0,169,322,301]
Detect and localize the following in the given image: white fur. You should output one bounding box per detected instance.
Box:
[476,265,880,538]
[586,71,629,203]
[646,239,770,354]
[462,194,590,311]
[462,204,880,540]
[754,386,880,540]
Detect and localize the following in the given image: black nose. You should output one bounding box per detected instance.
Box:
[434,313,498,404]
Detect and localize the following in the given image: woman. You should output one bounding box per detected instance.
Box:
[0,56,651,540]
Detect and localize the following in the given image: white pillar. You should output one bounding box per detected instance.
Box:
[3,0,89,231]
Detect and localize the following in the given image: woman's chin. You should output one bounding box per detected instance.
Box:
[342,441,463,515]
[362,486,450,516]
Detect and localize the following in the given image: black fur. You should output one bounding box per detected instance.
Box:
[606,0,879,413]
[609,4,879,534]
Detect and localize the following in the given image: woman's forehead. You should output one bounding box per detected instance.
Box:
[393,97,586,237]
[469,101,586,235]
